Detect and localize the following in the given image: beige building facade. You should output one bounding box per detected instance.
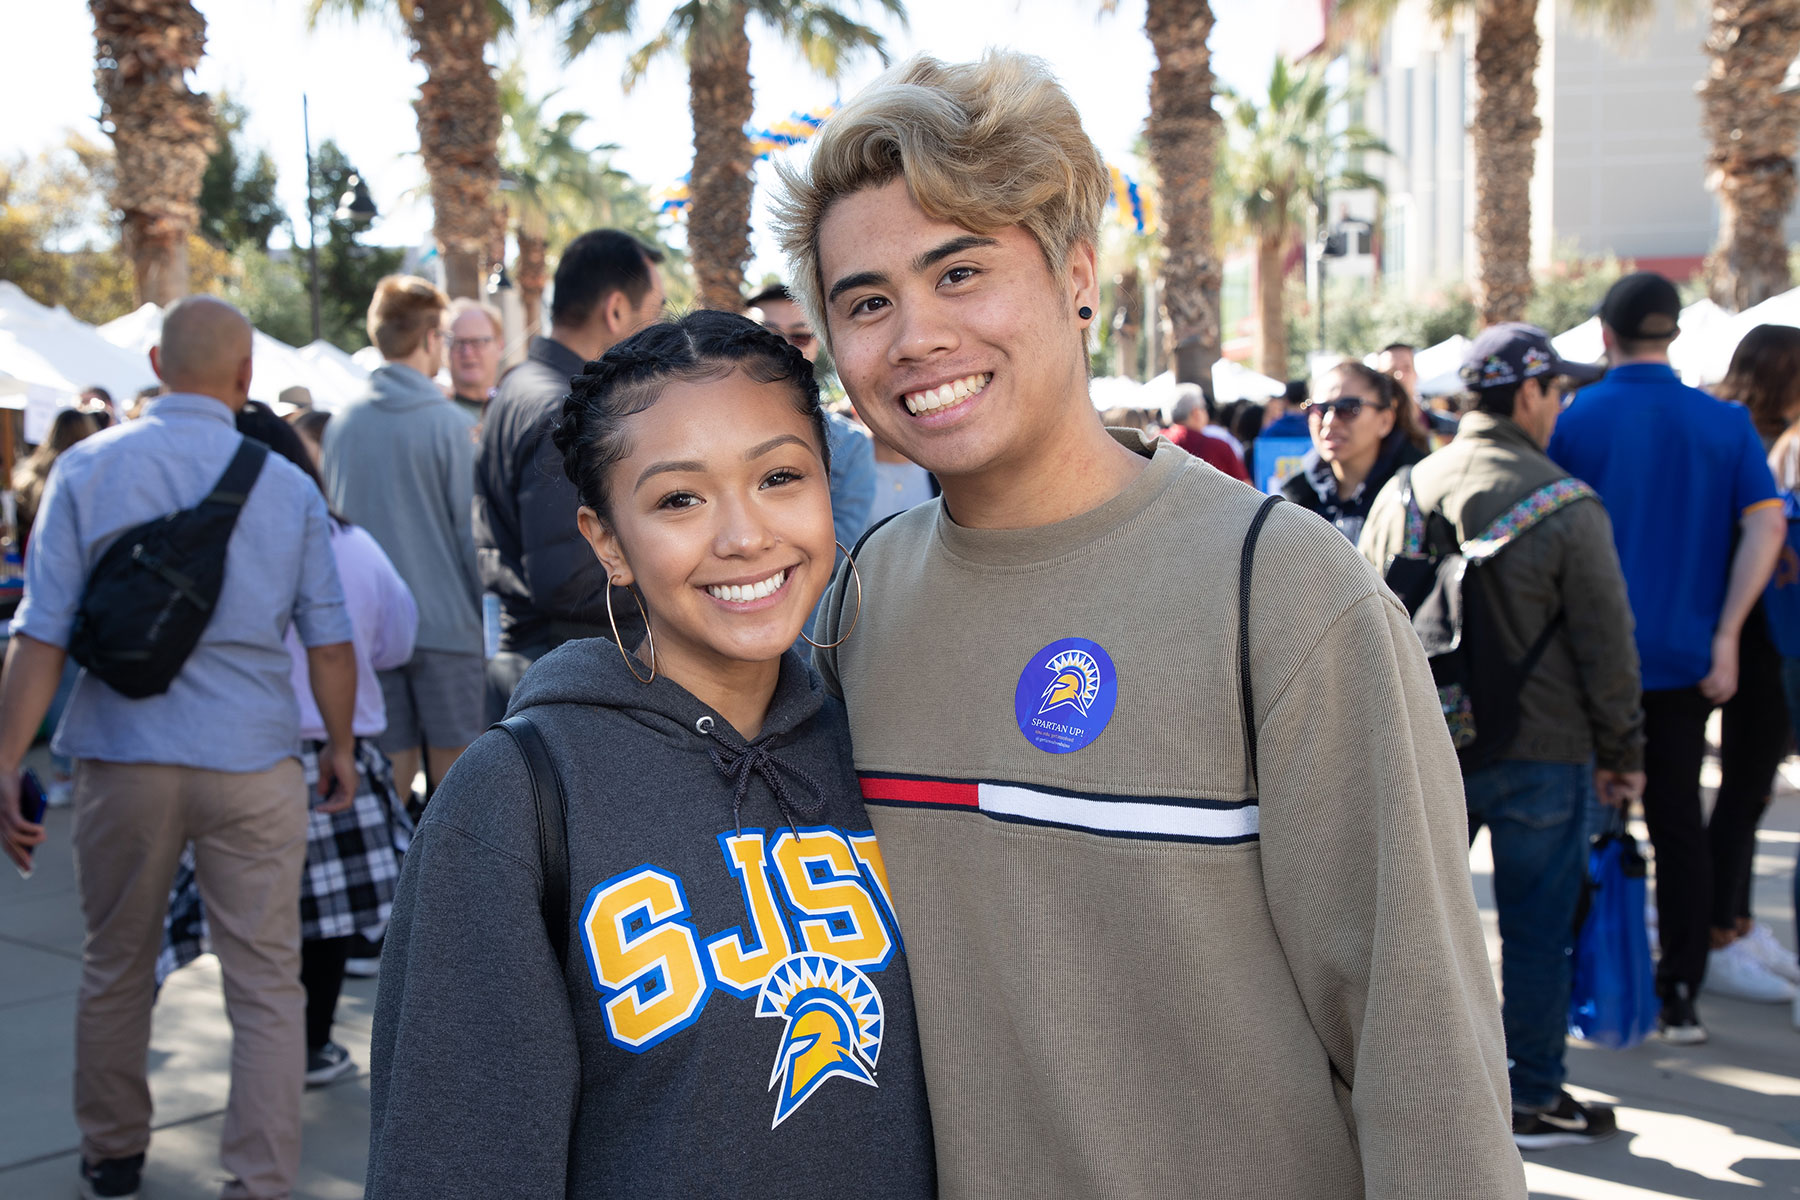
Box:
[1356,0,1798,292]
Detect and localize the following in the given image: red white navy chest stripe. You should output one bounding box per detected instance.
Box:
[858,773,1260,844]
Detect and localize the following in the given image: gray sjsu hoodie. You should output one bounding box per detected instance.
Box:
[367,639,936,1199]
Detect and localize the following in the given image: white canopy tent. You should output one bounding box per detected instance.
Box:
[1412,335,1472,398]
[0,283,158,405]
[1695,286,1800,383]
[1211,359,1287,405]
[97,304,370,411]
[1551,317,1602,366]
[1552,298,1731,385]
[298,340,373,405]
[1088,375,1146,413]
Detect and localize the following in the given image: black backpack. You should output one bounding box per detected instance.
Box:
[67,438,269,699]
[1381,466,1596,772]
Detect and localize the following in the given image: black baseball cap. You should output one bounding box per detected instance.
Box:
[1459,323,1606,392]
[1599,271,1681,340]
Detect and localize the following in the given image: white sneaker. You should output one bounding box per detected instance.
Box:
[1707,940,1798,1003]
[1741,924,1800,985]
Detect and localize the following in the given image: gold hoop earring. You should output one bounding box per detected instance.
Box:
[801,541,863,650]
[604,578,657,684]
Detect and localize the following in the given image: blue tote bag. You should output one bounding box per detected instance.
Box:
[1567,812,1659,1049]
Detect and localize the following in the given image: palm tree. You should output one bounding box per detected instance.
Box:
[311,0,508,299]
[1699,0,1800,310]
[1136,0,1225,384]
[1220,61,1385,377]
[1335,0,1650,326]
[537,0,904,313]
[497,63,666,332]
[90,0,215,306]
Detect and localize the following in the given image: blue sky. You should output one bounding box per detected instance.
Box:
[6,0,1281,280]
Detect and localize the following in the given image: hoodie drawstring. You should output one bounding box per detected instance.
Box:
[706,737,828,836]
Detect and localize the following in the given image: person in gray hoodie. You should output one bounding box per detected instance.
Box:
[323,275,484,806]
[366,311,935,1199]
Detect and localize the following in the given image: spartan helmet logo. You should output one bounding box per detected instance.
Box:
[1037,648,1102,718]
[756,953,884,1128]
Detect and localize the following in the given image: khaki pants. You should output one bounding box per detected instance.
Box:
[71,758,307,1200]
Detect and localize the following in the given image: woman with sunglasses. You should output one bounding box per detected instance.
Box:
[1281,360,1429,543]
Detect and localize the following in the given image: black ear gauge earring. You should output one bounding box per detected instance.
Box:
[1078,306,1094,321]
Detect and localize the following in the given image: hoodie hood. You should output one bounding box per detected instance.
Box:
[505,637,832,831]
[367,362,452,412]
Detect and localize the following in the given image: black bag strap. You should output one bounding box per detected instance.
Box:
[1239,495,1284,793]
[496,714,570,971]
[203,438,269,509]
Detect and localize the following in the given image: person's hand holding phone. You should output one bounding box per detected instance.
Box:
[2,767,47,875]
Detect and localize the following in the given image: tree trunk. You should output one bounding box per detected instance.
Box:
[406,0,501,299]
[90,0,213,307]
[688,4,755,313]
[1255,233,1288,378]
[1470,0,1541,325]
[517,228,548,336]
[1700,0,1800,311]
[1146,0,1223,384]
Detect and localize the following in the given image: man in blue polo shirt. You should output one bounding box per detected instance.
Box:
[1548,271,1785,1044]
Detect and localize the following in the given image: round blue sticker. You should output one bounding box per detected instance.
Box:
[1013,637,1118,755]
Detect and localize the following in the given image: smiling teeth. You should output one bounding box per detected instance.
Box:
[904,373,991,415]
[706,569,786,603]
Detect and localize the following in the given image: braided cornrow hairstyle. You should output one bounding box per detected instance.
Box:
[551,309,829,523]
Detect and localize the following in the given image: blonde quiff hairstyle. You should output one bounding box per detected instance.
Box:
[367,275,449,360]
[771,52,1109,340]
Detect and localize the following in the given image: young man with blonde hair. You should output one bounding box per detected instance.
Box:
[779,53,1523,1198]
[324,276,484,812]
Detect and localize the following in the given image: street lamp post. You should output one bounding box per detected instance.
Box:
[303,94,322,345]
[302,94,377,346]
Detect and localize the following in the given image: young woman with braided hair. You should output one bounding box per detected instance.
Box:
[365,310,934,1199]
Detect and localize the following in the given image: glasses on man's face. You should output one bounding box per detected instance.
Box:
[763,323,815,350]
[448,335,495,353]
[1304,396,1390,421]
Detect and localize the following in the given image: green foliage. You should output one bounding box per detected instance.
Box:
[0,134,135,325]
[536,0,906,89]
[1218,59,1388,250]
[224,249,314,348]
[1523,250,1631,336]
[299,140,404,350]
[498,63,665,246]
[198,94,286,251]
[1283,278,1479,376]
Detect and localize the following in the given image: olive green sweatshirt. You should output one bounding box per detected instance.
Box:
[814,431,1524,1200]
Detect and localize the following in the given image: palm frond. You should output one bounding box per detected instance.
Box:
[1566,0,1662,38]
[762,1,899,77]
[541,0,639,61]
[623,18,684,91]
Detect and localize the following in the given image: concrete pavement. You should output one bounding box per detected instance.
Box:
[2,747,1797,1198]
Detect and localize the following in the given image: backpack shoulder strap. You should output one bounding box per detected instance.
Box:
[1461,477,1597,561]
[1395,465,1428,557]
[1239,494,1284,793]
[203,438,269,510]
[495,714,570,972]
